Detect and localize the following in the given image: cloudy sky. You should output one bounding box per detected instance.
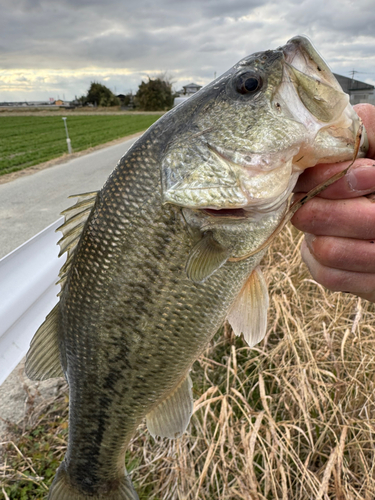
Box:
[1,0,374,102]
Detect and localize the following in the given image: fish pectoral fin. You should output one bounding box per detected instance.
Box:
[25,305,65,380]
[146,374,193,439]
[185,232,231,283]
[226,266,269,348]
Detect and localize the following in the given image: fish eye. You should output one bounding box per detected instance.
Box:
[235,73,262,95]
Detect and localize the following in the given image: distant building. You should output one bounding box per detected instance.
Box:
[334,73,375,105]
[173,82,202,107]
[117,94,134,109]
[180,83,202,95]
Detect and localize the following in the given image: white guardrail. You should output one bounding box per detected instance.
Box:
[0,218,65,385]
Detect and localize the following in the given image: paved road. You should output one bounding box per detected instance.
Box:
[0,136,140,259]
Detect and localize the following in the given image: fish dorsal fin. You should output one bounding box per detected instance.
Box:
[146,374,193,439]
[25,305,65,380]
[185,232,231,283]
[226,266,269,348]
[56,191,98,292]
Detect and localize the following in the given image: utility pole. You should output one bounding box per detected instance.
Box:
[62,117,72,154]
[347,70,360,104]
[349,69,358,89]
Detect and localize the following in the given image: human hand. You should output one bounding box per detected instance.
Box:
[291,103,375,302]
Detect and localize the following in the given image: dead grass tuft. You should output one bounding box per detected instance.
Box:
[2,225,375,499]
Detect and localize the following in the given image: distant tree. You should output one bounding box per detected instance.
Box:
[134,77,173,111]
[82,82,120,107]
[76,94,87,106]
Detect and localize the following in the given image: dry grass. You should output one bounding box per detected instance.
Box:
[2,225,375,499]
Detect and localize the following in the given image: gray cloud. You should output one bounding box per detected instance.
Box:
[0,0,374,101]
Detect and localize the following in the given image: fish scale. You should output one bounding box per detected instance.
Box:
[25,36,363,499]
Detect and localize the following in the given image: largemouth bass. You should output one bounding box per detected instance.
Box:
[26,36,364,500]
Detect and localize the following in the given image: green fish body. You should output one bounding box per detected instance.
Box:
[26,36,362,499]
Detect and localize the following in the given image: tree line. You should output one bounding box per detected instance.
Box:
[78,77,174,111]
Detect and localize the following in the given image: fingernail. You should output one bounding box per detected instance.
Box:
[346,165,375,191]
[304,233,316,249]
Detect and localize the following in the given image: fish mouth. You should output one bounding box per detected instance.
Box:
[281,36,349,126]
[282,36,341,89]
[201,208,249,218]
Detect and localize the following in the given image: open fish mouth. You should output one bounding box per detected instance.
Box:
[282,36,342,91]
[202,208,249,218]
[281,36,351,126]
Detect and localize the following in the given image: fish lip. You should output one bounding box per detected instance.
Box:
[282,35,314,67]
[281,35,342,91]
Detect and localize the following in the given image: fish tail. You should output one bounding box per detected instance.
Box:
[48,464,139,500]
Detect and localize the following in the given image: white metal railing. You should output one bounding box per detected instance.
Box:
[0,219,65,385]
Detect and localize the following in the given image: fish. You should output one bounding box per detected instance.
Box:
[25,36,365,500]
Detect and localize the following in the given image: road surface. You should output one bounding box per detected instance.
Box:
[0,135,140,259]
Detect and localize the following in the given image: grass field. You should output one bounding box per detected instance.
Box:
[0,114,163,176]
[2,226,375,500]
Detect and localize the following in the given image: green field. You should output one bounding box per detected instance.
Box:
[0,114,163,176]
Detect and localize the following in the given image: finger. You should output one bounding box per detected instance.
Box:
[293,159,375,198]
[301,240,375,301]
[294,102,375,198]
[304,234,375,273]
[291,196,375,239]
